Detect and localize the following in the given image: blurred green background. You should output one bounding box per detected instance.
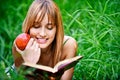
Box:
[0,0,120,80]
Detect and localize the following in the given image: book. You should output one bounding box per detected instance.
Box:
[22,56,83,73]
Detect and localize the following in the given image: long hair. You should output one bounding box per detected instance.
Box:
[22,0,64,66]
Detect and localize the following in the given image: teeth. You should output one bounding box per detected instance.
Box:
[37,38,47,44]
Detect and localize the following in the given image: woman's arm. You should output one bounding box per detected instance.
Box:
[61,68,74,80]
[12,44,24,68]
[60,36,78,80]
[12,38,41,68]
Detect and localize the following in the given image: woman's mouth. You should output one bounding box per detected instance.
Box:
[37,38,48,44]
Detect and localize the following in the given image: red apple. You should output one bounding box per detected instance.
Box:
[15,33,30,50]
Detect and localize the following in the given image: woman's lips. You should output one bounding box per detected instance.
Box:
[37,38,48,44]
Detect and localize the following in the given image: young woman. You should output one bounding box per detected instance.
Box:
[12,0,77,80]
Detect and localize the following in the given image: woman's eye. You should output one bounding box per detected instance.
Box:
[47,25,53,30]
[33,25,40,28]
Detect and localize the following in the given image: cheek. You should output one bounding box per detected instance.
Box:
[50,29,56,38]
[29,28,37,37]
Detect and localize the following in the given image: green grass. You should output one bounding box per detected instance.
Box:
[0,0,120,80]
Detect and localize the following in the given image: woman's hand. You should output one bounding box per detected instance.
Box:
[14,38,41,64]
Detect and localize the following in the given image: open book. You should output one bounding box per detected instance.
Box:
[22,56,83,73]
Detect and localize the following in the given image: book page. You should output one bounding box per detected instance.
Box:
[22,62,57,73]
[22,56,82,73]
[54,56,83,71]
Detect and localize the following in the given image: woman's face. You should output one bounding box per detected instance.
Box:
[30,12,56,49]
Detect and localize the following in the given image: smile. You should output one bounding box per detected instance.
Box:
[37,38,48,44]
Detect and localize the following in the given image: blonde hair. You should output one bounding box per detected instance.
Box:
[22,0,64,66]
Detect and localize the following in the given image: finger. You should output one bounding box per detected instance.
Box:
[34,43,39,53]
[38,47,41,55]
[36,47,41,59]
[26,38,34,49]
[35,42,40,49]
[32,40,37,48]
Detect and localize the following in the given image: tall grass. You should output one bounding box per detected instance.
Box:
[0,0,120,80]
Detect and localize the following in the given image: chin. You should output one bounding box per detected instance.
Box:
[39,44,48,49]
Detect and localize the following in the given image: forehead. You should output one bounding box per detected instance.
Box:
[35,11,54,24]
[35,11,42,22]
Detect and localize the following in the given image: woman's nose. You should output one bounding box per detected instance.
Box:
[39,28,46,37]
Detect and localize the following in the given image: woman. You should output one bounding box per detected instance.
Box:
[12,0,77,80]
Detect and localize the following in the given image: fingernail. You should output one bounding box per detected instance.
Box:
[31,38,34,41]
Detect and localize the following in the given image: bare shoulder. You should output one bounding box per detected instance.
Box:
[62,36,78,59]
[64,36,77,47]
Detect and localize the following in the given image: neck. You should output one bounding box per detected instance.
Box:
[40,45,54,67]
[41,44,52,55]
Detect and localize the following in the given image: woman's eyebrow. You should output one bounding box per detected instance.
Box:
[33,22,41,25]
[34,22,40,24]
